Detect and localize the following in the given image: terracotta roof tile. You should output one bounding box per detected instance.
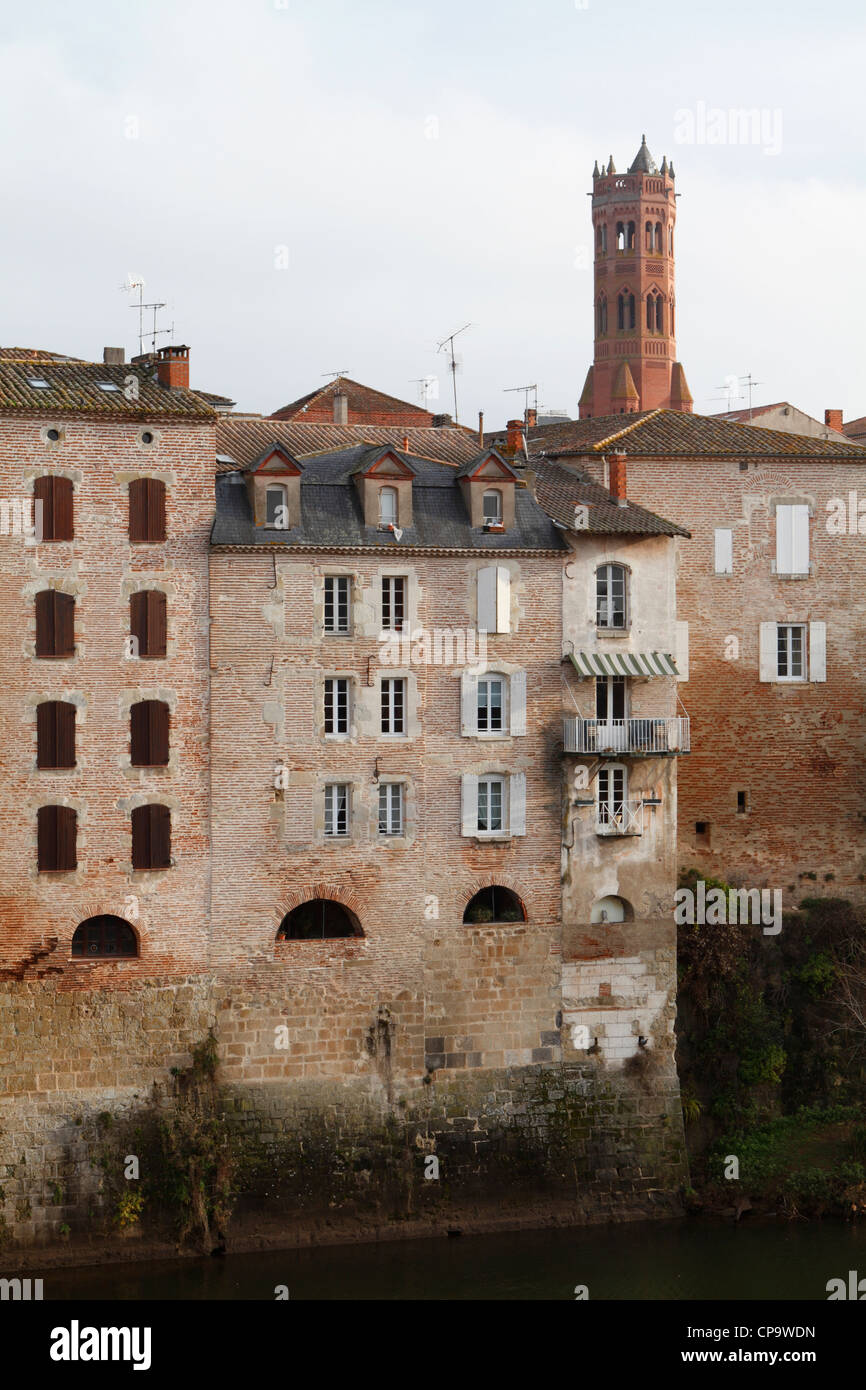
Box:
[271,375,433,423]
[530,409,866,458]
[533,460,688,538]
[0,360,216,418]
[216,418,481,472]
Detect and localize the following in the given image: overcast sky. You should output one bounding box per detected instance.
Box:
[1,0,863,425]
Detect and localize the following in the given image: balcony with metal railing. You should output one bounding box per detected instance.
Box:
[596,800,644,836]
[563,716,690,756]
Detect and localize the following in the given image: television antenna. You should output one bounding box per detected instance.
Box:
[436,323,472,423]
[714,372,764,422]
[119,275,174,355]
[322,369,349,381]
[504,382,539,426]
[409,376,437,410]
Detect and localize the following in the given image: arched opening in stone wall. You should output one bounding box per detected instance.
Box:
[277,899,363,941]
[71,915,138,958]
[590,896,634,924]
[462,885,526,925]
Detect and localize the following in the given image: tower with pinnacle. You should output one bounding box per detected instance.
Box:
[579,135,692,419]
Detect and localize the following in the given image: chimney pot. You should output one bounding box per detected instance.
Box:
[402,435,409,452]
[156,344,190,390]
[478,410,484,448]
[608,450,628,504]
[103,346,125,366]
[526,406,537,429]
[824,408,843,433]
[506,418,525,456]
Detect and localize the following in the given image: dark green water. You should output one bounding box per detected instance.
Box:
[42,1219,866,1301]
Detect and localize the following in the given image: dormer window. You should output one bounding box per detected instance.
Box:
[378,486,398,527]
[266,483,288,528]
[482,490,502,525]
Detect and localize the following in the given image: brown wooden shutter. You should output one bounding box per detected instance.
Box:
[35,590,52,656]
[55,592,74,656]
[148,590,167,656]
[131,805,148,869]
[34,476,55,540]
[37,702,58,767]
[56,702,76,767]
[130,591,146,654]
[53,477,74,540]
[130,478,165,542]
[149,700,169,764]
[147,479,166,542]
[37,804,76,870]
[151,803,171,868]
[130,701,147,764]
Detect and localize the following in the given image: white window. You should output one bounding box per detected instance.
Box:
[460,772,526,837]
[477,565,511,634]
[714,528,733,574]
[596,563,627,628]
[380,677,406,735]
[324,678,349,734]
[477,676,504,732]
[381,575,406,632]
[482,490,502,524]
[378,783,404,835]
[266,484,288,529]
[379,486,398,527]
[759,621,826,683]
[598,764,626,827]
[775,504,810,575]
[461,670,526,736]
[324,576,350,633]
[324,783,349,837]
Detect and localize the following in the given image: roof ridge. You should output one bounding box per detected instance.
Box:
[591,408,663,451]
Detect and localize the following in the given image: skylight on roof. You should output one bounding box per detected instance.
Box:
[28,378,51,389]
[96,381,121,392]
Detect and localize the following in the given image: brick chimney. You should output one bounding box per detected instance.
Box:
[506,418,525,455]
[103,347,125,366]
[608,450,628,505]
[825,408,843,433]
[525,406,537,429]
[156,345,190,390]
[333,389,348,425]
[432,413,453,428]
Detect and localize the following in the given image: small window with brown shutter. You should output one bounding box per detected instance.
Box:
[34,476,74,542]
[130,590,167,658]
[35,590,75,657]
[131,803,171,870]
[37,701,76,768]
[130,699,170,766]
[37,804,77,871]
[129,477,166,543]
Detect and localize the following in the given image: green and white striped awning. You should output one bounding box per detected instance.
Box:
[567,650,679,679]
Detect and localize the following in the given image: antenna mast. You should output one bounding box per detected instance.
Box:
[504,382,539,426]
[119,275,174,355]
[436,323,472,423]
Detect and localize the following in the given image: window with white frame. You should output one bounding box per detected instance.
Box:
[776,623,806,680]
[759,621,826,683]
[596,563,627,628]
[324,783,349,837]
[775,504,810,575]
[461,771,526,837]
[378,783,404,835]
[714,528,733,574]
[266,484,288,528]
[477,676,504,732]
[380,677,406,735]
[378,486,398,527]
[461,669,526,736]
[324,576,350,633]
[482,490,502,524]
[381,575,406,632]
[598,764,627,827]
[324,678,349,734]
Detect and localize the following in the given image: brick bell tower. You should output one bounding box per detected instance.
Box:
[579,135,692,419]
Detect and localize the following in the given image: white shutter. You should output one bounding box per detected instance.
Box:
[792,505,810,574]
[776,506,793,574]
[461,670,478,735]
[510,670,527,735]
[809,621,826,682]
[714,528,733,574]
[759,622,777,682]
[461,774,478,836]
[477,566,496,633]
[675,620,689,682]
[495,566,511,633]
[509,772,526,836]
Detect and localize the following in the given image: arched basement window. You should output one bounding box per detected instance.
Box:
[462,885,526,924]
[72,915,138,958]
[277,899,363,941]
[590,896,633,923]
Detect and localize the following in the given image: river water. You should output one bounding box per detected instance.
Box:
[42,1219,866,1301]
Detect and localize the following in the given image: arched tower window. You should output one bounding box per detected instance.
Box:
[656,295,664,333]
[616,221,625,251]
[669,225,674,255]
[600,223,607,254]
[596,294,608,336]
[655,221,662,252]
[646,294,654,331]
[627,221,635,250]
[617,293,635,331]
[671,300,676,334]
[645,221,653,251]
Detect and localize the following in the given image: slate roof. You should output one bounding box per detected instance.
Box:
[211,444,566,552]
[530,409,866,458]
[0,359,216,418]
[216,417,481,471]
[628,135,659,175]
[533,459,689,538]
[271,375,433,423]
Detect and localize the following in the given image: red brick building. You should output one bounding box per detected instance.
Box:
[271,374,435,427]
[579,137,692,419]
